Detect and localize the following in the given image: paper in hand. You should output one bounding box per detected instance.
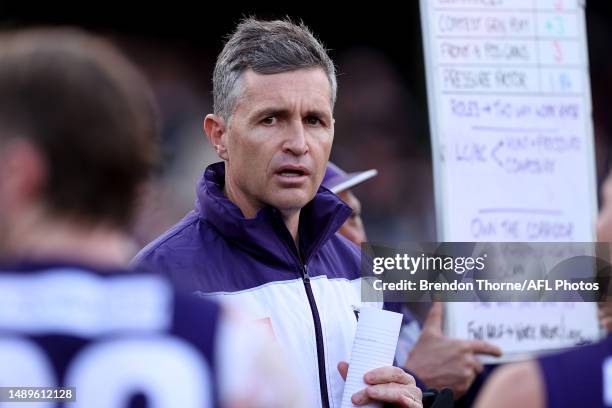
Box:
[340,307,403,408]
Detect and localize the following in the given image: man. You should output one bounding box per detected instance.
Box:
[322,161,376,245]
[0,28,301,408]
[323,162,501,400]
[474,172,612,408]
[134,18,422,407]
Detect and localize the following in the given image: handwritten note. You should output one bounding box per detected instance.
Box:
[421,0,600,357]
[420,0,595,242]
[444,302,600,362]
[341,307,402,408]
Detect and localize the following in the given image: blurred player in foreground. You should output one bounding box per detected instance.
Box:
[0,27,301,408]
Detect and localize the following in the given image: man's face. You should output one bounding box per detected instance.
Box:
[222,68,334,215]
[337,190,367,245]
[598,173,612,241]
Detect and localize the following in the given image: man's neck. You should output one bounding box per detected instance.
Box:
[223,177,301,245]
[280,209,300,247]
[223,175,260,219]
[4,210,135,268]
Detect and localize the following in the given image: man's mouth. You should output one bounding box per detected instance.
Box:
[275,165,310,176]
[279,169,306,177]
[274,165,311,183]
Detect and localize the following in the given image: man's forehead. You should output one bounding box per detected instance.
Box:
[239,68,332,109]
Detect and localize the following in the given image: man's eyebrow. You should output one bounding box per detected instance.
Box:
[305,109,332,120]
[249,107,289,120]
[248,106,332,122]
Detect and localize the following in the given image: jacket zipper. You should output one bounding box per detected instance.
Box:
[272,210,331,408]
[301,263,330,408]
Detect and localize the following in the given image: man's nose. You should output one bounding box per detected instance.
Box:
[282,120,309,156]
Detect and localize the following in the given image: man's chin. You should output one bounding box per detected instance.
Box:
[268,191,314,213]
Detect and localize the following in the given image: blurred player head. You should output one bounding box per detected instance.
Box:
[0,28,157,262]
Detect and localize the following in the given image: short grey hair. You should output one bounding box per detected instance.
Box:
[213,17,337,122]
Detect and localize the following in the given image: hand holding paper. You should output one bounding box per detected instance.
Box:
[339,307,422,408]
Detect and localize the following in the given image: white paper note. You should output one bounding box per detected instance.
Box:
[341,307,403,408]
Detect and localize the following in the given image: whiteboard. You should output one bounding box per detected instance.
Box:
[419,0,601,359]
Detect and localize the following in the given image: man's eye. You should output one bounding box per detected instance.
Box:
[261,116,276,125]
[305,116,321,126]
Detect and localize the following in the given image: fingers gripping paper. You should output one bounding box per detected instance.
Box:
[341,307,403,408]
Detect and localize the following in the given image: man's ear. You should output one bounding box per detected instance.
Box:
[0,140,46,209]
[203,114,229,161]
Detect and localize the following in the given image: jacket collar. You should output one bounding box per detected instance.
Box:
[195,162,352,265]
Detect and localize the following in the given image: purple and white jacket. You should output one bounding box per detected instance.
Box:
[134,162,380,408]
